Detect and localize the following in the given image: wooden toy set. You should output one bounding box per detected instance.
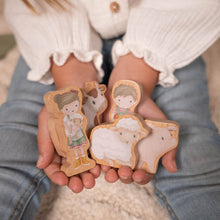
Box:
[44,80,179,176]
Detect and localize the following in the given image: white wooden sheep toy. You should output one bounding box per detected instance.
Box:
[90,115,151,169]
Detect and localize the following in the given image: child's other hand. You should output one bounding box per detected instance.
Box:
[102,53,177,185]
[102,97,177,184]
[37,106,101,193]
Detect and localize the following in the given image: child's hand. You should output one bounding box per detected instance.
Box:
[102,97,177,184]
[37,54,100,193]
[37,106,101,193]
[102,53,177,185]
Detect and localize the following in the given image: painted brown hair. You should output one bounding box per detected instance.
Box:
[54,91,79,110]
[113,84,137,101]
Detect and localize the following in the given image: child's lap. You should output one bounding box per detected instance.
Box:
[7,56,55,104]
[0,55,219,219]
[153,57,220,174]
[0,56,52,220]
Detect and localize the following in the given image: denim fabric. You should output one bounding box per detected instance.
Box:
[152,58,220,220]
[0,57,54,220]
[0,36,219,219]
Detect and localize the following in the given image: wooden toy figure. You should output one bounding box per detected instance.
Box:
[136,119,180,173]
[109,80,142,121]
[90,114,151,169]
[44,86,96,177]
[82,81,108,133]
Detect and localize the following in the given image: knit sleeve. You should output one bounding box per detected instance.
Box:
[4,0,103,85]
[112,0,220,87]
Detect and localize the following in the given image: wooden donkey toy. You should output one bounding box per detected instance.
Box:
[82,81,107,133]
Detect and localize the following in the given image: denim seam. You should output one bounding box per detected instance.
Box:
[9,170,46,220]
[152,176,179,220]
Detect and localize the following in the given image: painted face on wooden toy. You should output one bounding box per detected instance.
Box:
[114,95,136,109]
[61,100,80,117]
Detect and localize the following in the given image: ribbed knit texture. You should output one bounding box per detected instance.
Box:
[5,0,103,84]
[112,3,220,87]
[4,0,220,86]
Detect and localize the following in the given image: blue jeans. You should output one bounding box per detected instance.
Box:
[0,37,219,219]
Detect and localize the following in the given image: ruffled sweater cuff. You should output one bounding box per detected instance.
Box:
[112,2,220,87]
[27,49,103,85]
[5,0,104,85]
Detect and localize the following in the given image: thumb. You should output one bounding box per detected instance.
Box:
[37,106,54,169]
[162,148,178,173]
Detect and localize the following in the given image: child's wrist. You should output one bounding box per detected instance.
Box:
[109,53,159,97]
[50,54,98,89]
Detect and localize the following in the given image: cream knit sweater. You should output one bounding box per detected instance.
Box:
[4,0,220,87]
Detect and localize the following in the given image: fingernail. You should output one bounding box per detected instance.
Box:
[36,155,44,168]
[120,175,129,180]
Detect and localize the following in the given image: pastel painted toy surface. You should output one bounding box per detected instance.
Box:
[44,86,96,177]
[136,119,180,173]
[90,114,151,169]
[82,81,107,133]
[109,80,142,122]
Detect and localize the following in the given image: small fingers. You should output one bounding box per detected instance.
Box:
[103,166,153,185]
[132,170,153,185]
[80,172,95,189]
[68,175,84,193]
[118,166,133,184]
[89,165,101,178]
[101,165,111,172]
[68,172,95,193]
[104,168,119,183]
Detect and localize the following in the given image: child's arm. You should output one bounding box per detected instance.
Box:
[37,54,101,193]
[5,0,104,192]
[51,54,98,89]
[103,53,177,184]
